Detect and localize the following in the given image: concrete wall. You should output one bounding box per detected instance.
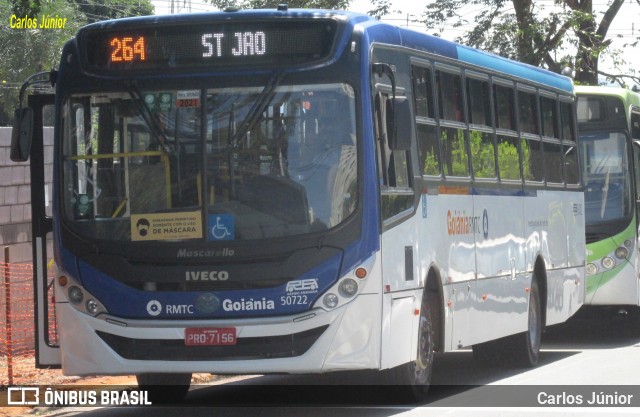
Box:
[0,127,54,263]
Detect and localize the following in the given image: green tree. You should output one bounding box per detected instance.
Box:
[0,0,155,125]
[1,0,79,124]
[418,0,640,86]
[367,0,394,20]
[11,0,41,17]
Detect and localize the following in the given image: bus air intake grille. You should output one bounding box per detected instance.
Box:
[95,325,329,361]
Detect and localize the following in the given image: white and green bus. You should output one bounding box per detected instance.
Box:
[576,86,640,308]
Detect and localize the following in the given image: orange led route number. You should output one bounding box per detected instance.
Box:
[109,36,146,63]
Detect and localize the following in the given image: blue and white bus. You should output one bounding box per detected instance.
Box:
[12,7,585,400]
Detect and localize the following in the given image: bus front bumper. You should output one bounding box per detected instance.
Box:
[56,293,381,376]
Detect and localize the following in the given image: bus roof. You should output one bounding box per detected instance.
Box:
[76,7,573,92]
[575,85,640,106]
[357,16,573,92]
[77,8,368,31]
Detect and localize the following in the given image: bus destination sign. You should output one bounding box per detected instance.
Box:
[81,20,337,73]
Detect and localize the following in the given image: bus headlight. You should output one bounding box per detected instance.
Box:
[601,257,615,269]
[586,263,598,276]
[338,278,358,298]
[323,293,339,309]
[315,255,375,311]
[615,246,629,259]
[68,286,84,304]
[59,274,108,317]
[85,299,100,315]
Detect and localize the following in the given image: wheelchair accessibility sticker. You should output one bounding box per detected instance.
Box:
[208,214,235,241]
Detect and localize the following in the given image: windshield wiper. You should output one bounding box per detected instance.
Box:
[229,71,285,150]
[125,81,169,151]
[226,71,285,196]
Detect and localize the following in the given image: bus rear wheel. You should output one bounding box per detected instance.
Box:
[136,372,192,403]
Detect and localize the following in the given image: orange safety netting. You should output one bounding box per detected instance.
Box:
[1,260,58,386]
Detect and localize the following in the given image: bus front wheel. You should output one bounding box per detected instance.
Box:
[385,291,435,401]
[136,372,192,403]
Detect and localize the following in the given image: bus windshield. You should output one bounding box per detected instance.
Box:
[580,132,632,224]
[61,83,357,242]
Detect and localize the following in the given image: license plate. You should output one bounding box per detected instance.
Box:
[185,327,236,346]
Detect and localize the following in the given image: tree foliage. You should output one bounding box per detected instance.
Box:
[0,0,155,125]
[12,0,41,17]
[419,0,640,86]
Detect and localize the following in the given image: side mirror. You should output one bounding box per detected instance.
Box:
[10,108,34,162]
[388,97,412,151]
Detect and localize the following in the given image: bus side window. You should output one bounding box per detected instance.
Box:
[523,136,543,182]
[466,77,496,179]
[540,96,558,138]
[411,64,440,176]
[518,90,538,135]
[560,100,580,185]
[633,113,640,219]
[544,141,563,183]
[374,92,392,186]
[560,101,576,141]
[411,66,434,118]
[494,84,516,131]
[374,91,413,220]
[632,112,640,141]
[497,135,521,180]
[416,124,440,176]
[436,70,463,122]
[436,70,468,177]
[493,83,520,181]
[467,77,491,126]
[375,91,411,188]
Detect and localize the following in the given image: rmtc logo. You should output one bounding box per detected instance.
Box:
[286,278,318,293]
[146,299,195,316]
[185,271,229,281]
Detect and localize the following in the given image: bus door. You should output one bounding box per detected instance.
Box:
[373,85,419,368]
[633,140,640,304]
[11,93,61,367]
[633,134,640,305]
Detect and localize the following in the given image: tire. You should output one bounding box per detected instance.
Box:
[385,291,435,401]
[136,372,192,403]
[506,278,542,367]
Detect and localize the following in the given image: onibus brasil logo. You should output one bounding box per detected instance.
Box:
[7,387,152,406]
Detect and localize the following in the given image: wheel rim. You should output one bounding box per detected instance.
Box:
[528,289,541,351]
[414,314,433,384]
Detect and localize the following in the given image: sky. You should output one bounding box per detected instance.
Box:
[151,0,639,83]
